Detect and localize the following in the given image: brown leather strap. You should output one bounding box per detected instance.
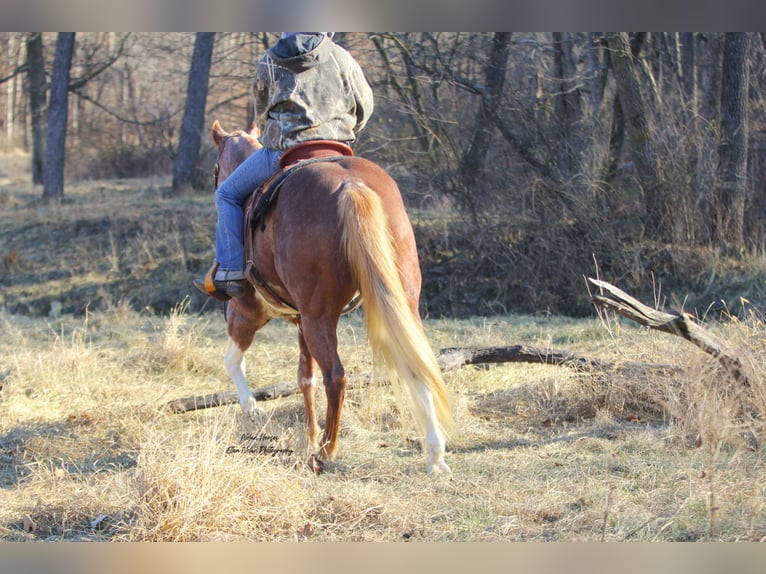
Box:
[245,260,299,313]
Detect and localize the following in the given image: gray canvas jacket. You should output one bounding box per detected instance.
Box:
[254,33,374,151]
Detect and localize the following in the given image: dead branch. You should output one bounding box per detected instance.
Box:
[436,344,607,371]
[164,380,300,413]
[164,343,668,414]
[164,376,373,413]
[588,277,750,386]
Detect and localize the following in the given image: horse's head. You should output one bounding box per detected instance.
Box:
[211,120,262,188]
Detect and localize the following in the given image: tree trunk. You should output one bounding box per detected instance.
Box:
[713,32,749,246]
[172,32,215,193]
[605,32,669,242]
[696,33,724,239]
[5,33,20,142]
[25,32,46,185]
[603,33,646,183]
[43,32,75,201]
[459,32,511,183]
[680,32,696,112]
[587,33,608,115]
[698,33,723,127]
[550,32,582,179]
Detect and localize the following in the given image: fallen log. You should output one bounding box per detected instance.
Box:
[588,277,750,386]
[165,343,668,414]
[164,380,302,413]
[436,344,607,371]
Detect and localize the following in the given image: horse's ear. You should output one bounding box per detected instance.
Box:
[212,120,227,147]
[248,121,260,138]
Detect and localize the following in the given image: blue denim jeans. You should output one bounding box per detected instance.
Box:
[214,146,283,279]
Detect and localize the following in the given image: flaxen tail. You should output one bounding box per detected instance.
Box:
[337,182,453,439]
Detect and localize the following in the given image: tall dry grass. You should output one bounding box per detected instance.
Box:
[1,299,765,541]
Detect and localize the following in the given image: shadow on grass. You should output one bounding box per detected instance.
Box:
[0,419,137,489]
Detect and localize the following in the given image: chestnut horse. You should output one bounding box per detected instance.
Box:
[209,120,452,474]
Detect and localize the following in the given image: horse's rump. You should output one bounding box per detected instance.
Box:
[272,157,453,439]
[244,157,412,316]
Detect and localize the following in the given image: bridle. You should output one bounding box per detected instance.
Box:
[212,161,220,191]
[212,137,226,191]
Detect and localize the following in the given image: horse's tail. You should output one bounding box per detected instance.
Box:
[337,182,454,442]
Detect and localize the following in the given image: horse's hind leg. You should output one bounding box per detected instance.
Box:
[297,324,321,455]
[298,316,346,462]
[410,385,450,475]
[402,277,450,474]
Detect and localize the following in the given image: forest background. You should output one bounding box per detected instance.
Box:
[1,31,765,320]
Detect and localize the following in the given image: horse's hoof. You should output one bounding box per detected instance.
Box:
[427,460,451,475]
[309,454,324,474]
[249,408,267,425]
[243,398,266,423]
[240,408,267,434]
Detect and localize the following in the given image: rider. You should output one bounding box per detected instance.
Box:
[194,32,374,300]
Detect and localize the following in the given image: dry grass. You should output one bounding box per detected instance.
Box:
[1,153,765,542]
[1,303,765,542]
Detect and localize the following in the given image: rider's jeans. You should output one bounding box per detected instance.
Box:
[214,146,283,280]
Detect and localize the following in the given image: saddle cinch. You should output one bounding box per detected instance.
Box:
[243,140,363,315]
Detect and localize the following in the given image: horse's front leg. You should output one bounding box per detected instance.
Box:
[224,338,263,425]
[225,304,268,426]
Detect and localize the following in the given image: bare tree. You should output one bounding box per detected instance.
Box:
[603,32,646,183]
[2,34,22,143]
[26,32,46,184]
[679,32,696,112]
[172,32,215,193]
[459,32,511,187]
[698,33,724,127]
[370,32,437,154]
[43,32,75,201]
[714,32,749,246]
[550,32,583,179]
[606,32,669,241]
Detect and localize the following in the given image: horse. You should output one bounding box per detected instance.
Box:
[208,120,453,474]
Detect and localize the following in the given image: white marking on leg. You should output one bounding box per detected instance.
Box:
[413,385,451,475]
[224,338,260,424]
